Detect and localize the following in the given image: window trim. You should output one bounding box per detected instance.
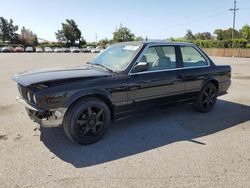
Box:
[128,44,210,75]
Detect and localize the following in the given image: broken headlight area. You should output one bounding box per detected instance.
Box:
[26,108,64,127]
[26,108,52,120]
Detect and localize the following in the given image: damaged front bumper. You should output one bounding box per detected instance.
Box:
[16,97,65,127]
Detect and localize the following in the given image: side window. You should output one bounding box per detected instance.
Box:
[180,46,208,67]
[139,47,158,63]
[162,46,176,63]
[137,46,176,72]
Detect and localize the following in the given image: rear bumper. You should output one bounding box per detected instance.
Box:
[16,97,65,128]
[218,80,231,96]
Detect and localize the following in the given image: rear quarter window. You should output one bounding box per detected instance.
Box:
[180,46,208,67]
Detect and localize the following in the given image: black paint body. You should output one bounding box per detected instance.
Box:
[13,42,231,121]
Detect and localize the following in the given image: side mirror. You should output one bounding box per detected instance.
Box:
[132,62,149,73]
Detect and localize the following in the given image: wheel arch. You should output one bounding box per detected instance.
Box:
[201,76,219,91]
[63,90,114,120]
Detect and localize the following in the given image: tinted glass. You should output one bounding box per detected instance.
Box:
[137,46,176,71]
[180,46,208,67]
[141,47,158,63]
[162,46,176,63]
[91,43,142,72]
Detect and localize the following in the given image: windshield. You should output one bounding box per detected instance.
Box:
[90,43,142,72]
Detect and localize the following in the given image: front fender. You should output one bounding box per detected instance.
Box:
[63,88,114,109]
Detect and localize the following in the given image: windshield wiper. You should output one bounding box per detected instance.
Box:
[91,63,114,73]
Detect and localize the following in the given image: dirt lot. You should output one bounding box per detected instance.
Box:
[0,54,250,188]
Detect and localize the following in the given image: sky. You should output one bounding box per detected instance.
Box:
[1,0,250,42]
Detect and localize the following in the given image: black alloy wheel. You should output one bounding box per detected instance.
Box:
[63,98,111,145]
[76,106,105,136]
[194,83,218,113]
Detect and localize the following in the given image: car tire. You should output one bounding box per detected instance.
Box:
[63,97,111,145]
[193,83,218,113]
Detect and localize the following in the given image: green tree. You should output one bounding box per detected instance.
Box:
[0,17,18,43]
[31,35,38,47]
[167,37,175,41]
[214,29,223,40]
[113,24,135,42]
[224,28,241,39]
[55,19,82,46]
[87,42,97,47]
[240,25,250,41]
[214,28,241,40]
[79,36,87,47]
[99,38,109,47]
[195,32,212,40]
[184,29,196,40]
[135,36,143,41]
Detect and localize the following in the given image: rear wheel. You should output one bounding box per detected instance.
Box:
[193,83,218,113]
[63,98,111,145]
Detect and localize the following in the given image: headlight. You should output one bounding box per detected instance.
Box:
[27,91,32,101]
[17,85,22,96]
[33,94,37,104]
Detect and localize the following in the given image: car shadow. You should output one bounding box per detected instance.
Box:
[40,99,250,168]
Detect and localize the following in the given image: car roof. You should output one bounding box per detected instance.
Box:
[144,41,194,46]
[117,41,195,46]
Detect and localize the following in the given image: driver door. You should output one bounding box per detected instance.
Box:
[126,45,184,112]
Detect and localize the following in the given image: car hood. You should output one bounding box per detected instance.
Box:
[12,65,113,87]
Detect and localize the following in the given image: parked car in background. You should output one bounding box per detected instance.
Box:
[86,46,94,52]
[62,48,71,53]
[44,47,53,53]
[54,48,63,53]
[1,47,14,53]
[13,41,231,145]
[71,47,80,53]
[96,46,105,53]
[80,48,89,53]
[35,47,43,53]
[14,47,24,53]
[91,48,100,53]
[25,47,34,52]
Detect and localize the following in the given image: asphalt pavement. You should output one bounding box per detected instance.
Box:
[0,53,250,187]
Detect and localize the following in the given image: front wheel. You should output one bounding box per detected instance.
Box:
[193,83,218,113]
[63,98,111,145]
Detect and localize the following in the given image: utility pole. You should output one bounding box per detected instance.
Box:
[229,0,239,39]
[95,33,98,43]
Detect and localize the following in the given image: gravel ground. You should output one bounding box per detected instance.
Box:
[0,53,250,188]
